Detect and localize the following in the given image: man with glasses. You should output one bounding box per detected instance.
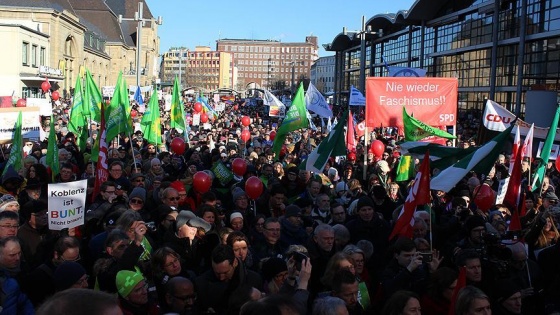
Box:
[23,236,81,307]
[116,268,159,314]
[108,161,131,193]
[86,181,126,236]
[129,173,146,190]
[163,276,199,315]
[0,211,19,239]
[18,199,50,267]
[253,217,286,265]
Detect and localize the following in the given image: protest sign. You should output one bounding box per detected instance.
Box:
[0,107,42,143]
[48,179,88,230]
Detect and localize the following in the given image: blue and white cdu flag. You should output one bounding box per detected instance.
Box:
[348,85,366,106]
[305,82,332,118]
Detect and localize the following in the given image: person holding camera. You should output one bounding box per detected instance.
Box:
[380,238,442,299]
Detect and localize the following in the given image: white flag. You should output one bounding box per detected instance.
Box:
[305,82,332,118]
[263,89,286,118]
[522,123,534,161]
[327,117,332,132]
[306,110,318,131]
[348,85,366,106]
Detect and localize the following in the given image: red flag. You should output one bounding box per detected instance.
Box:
[504,141,524,232]
[510,125,520,173]
[356,120,366,138]
[346,110,356,153]
[389,151,431,240]
[91,104,109,203]
[448,266,467,315]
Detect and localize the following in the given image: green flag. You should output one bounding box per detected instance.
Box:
[395,155,415,182]
[272,82,309,158]
[84,69,102,122]
[431,123,514,192]
[77,124,89,153]
[105,72,132,142]
[531,105,560,192]
[141,93,162,145]
[304,110,348,174]
[170,77,186,132]
[46,115,60,181]
[403,107,456,141]
[2,112,23,176]
[68,76,85,134]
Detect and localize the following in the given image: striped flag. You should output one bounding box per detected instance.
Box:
[305,110,348,174]
[346,110,356,153]
[91,104,109,202]
[431,124,514,192]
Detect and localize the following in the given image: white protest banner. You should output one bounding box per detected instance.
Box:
[48,179,88,230]
[102,86,115,98]
[215,103,225,112]
[0,107,41,143]
[192,113,200,126]
[26,98,52,116]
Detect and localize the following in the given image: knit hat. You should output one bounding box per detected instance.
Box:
[376,160,390,173]
[284,205,301,218]
[327,168,340,181]
[232,187,246,201]
[129,187,146,202]
[335,182,349,194]
[356,196,375,211]
[464,215,486,232]
[261,257,288,281]
[493,279,521,302]
[0,195,18,212]
[176,210,211,233]
[116,268,145,298]
[542,190,559,201]
[54,262,86,291]
[130,173,146,182]
[230,212,243,223]
[150,158,161,166]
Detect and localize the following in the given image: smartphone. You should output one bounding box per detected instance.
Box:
[420,252,433,263]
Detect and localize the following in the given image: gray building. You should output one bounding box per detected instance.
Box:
[311,55,336,95]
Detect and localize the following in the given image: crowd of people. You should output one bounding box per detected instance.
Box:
[0,94,558,315]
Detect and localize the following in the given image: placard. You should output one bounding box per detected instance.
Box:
[48,179,88,230]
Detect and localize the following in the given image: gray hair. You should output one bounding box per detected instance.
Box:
[356,240,374,260]
[455,286,489,315]
[332,224,350,245]
[312,296,346,315]
[314,224,334,236]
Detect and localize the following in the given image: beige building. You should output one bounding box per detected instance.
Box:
[216,36,318,92]
[0,0,160,100]
[160,46,234,93]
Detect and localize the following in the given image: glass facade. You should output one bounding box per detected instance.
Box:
[328,0,560,117]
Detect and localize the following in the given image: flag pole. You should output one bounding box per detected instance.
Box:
[363,127,368,182]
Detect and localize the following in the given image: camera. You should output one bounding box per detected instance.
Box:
[420,252,433,263]
[145,222,157,232]
[291,252,308,270]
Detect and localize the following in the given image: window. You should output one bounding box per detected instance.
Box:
[40,47,46,66]
[31,45,37,67]
[22,42,29,65]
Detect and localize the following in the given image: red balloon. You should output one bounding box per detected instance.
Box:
[241,116,250,127]
[200,113,209,123]
[241,130,251,143]
[233,105,239,111]
[193,171,212,193]
[170,137,186,155]
[245,176,264,200]
[269,131,276,141]
[16,99,26,107]
[194,102,202,113]
[347,152,357,161]
[473,183,496,212]
[51,91,60,101]
[41,81,51,93]
[130,109,138,118]
[371,140,385,158]
[232,158,247,176]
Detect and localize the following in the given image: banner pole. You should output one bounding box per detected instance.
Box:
[363,126,369,182]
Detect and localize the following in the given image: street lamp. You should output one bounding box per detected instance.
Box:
[118,1,163,89]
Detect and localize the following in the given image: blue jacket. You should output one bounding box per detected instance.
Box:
[0,273,34,315]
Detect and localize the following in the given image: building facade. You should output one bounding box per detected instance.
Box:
[160,46,234,93]
[310,55,336,94]
[216,36,319,93]
[0,0,160,100]
[326,0,560,116]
